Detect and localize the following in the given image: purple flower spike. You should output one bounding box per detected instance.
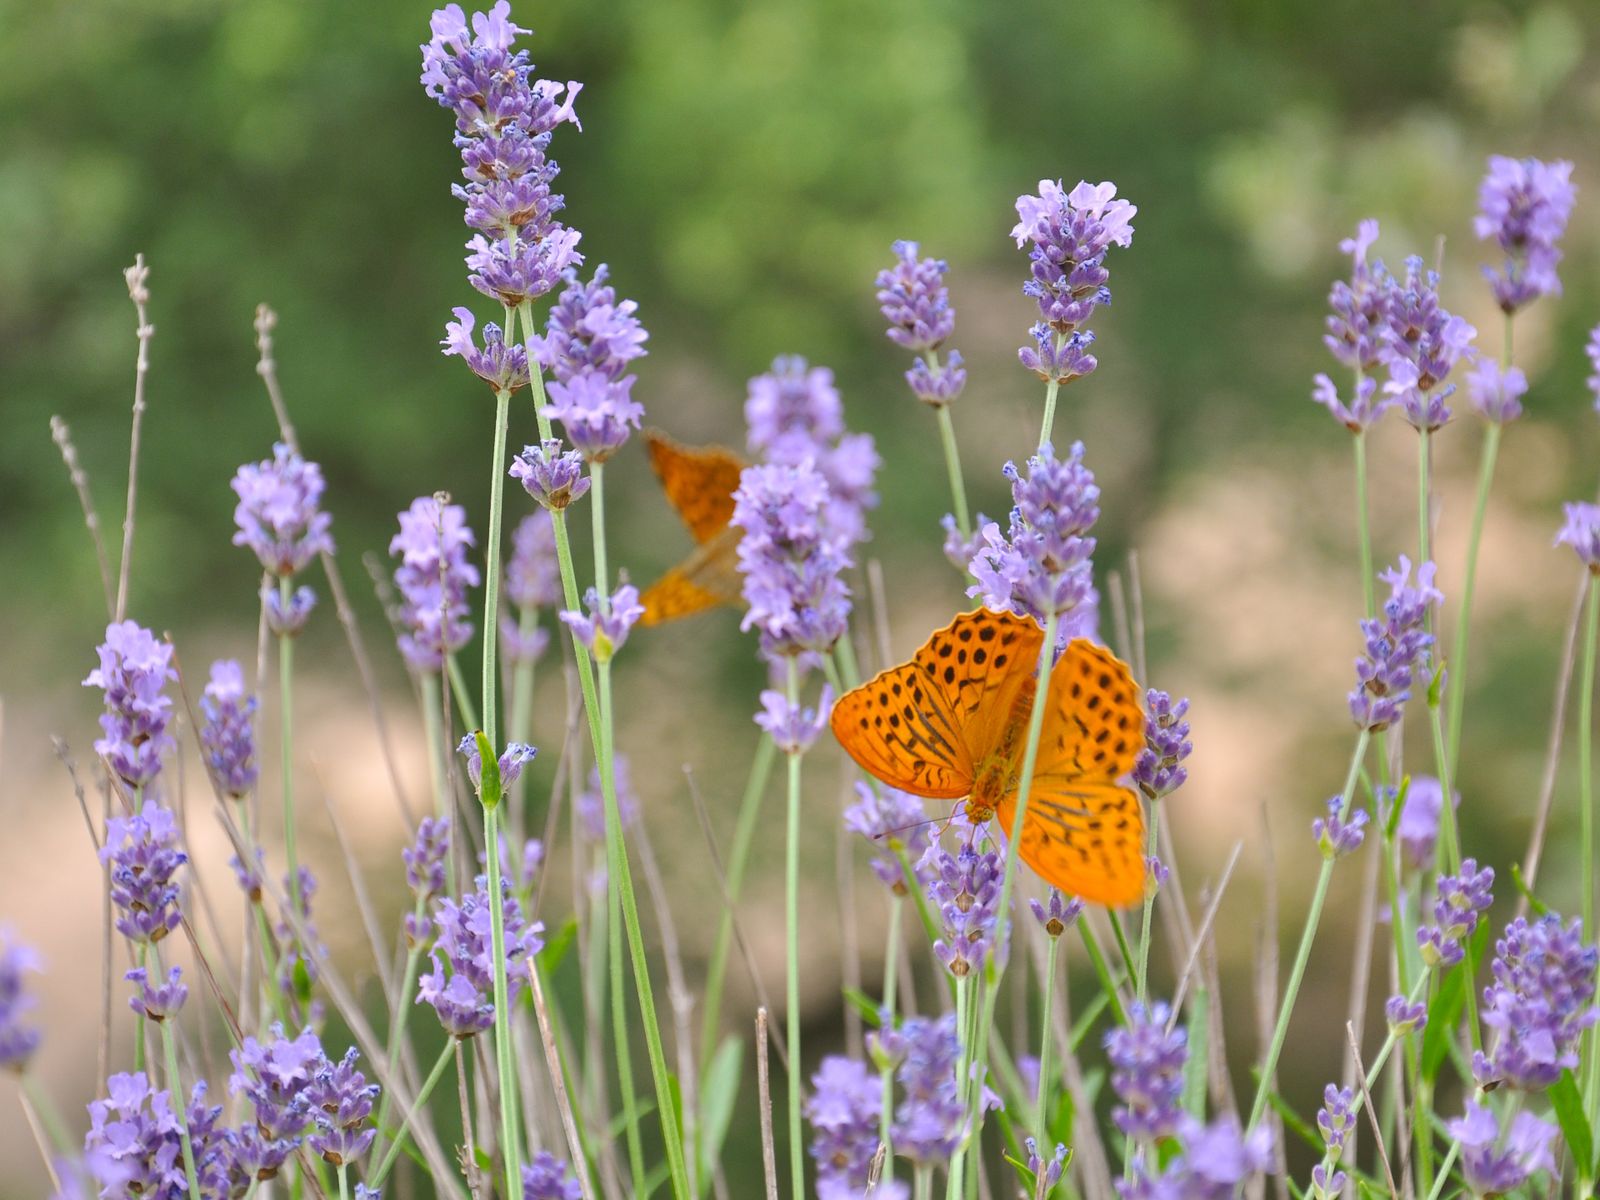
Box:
[1105,1001,1187,1140]
[1393,775,1456,870]
[505,511,561,611]
[511,438,590,511]
[1587,324,1600,412]
[84,620,177,788]
[1472,912,1598,1092]
[1556,502,1600,572]
[442,307,530,393]
[230,443,334,576]
[86,1072,241,1196]
[1465,358,1527,424]
[1348,556,1441,731]
[390,496,480,671]
[1026,1139,1068,1194]
[877,240,956,352]
[843,783,930,895]
[544,370,644,462]
[1029,889,1084,938]
[559,584,644,661]
[924,840,1004,978]
[465,227,584,309]
[262,583,318,637]
[1447,1103,1558,1196]
[522,1152,584,1200]
[807,1057,906,1200]
[418,879,543,1038]
[1322,220,1395,378]
[1474,155,1576,313]
[305,1047,379,1166]
[200,660,258,797]
[1385,994,1426,1033]
[0,931,42,1071]
[576,755,641,842]
[1312,796,1367,858]
[457,736,538,794]
[1019,325,1097,385]
[755,687,833,755]
[1316,1084,1354,1154]
[1124,1115,1273,1199]
[230,1024,326,1159]
[884,1013,971,1163]
[1380,257,1476,433]
[126,966,187,1022]
[101,804,187,944]
[404,817,451,903]
[1011,179,1135,335]
[905,349,967,407]
[535,263,649,384]
[1417,858,1495,969]
[1134,689,1191,800]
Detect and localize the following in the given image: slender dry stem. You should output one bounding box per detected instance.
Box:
[757,1008,780,1200]
[116,255,153,620]
[50,415,116,614]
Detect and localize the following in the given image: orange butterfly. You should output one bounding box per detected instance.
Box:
[831,608,1146,906]
[638,430,746,626]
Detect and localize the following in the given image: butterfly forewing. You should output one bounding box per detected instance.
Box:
[1032,637,1144,781]
[645,430,746,545]
[997,779,1145,906]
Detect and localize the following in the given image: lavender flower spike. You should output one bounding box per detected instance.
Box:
[1474,155,1576,313]
[1587,323,1600,412]
[885,1013,970,1163]
[389,495,481,671]
[1447,1103,1558,1197]
[84,620,177,788]
[1556,501,1600,572]
[200,659,258,797]
[1380,256,1475,432]
[1312,795,1367,858]
[305,1047,379,1166]
[1011,179,1136,333]
[126,966,188,1022]
[1105,1000,1187,1140]
[101,804,187,944]
[1133,688,1191,799]
[522,1152,585,1200]
[442,307,530,393]
[230,443,334,576]
[924,840,1003,977]
[842,782,930,894]
[262,583,318,637]
[877,240,956,352]
[417,880,544,1038]
[1348,556,1441,730]
[560,584,645,662]
[755,687,833,755]
[0,930,42,1071]
[86,1072,241,1196]
[1417,858,1494,969]
[511,438,591,511]
[1472,912,1598,1091]
[807,1056,906,1200]
[1465,358,1527,424]
[457,736,538,795]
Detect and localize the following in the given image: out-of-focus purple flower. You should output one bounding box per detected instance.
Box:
[1447,1103,1558,1197]
[941,512,990,574]
[1134,689,1189,800]
[806,1056,903,1200]
[1311,374,1387,434]
[576,755,640,842]
[534,264,648,384]
[276,867,325,1017]
[1587,324,1600,412]
[500,614,550,665]
[905,351,967,407]
[877,240,956,352]
[1386,994,1426,1033]
[199,660,257,798]
[83,621,177,789]
[1146,856,1170,894]
[230,443,334,577]
[1348,556,1440,731]
[101,805,186,944]
[1465,358,1527,424]
[505,511,561,611]
[968,442,1098,625]
[126,966,187,1023]
[1380,257,1476,433]
[755,687,832,755]
[1322,220,1395,377]
[881,1013,969,1163]
[1029,889,1084,938]
[844,783,930,894]
[231,849,265,903]
[0,931,42,1072]
[1105,1001,1186,1140]
[404,817,451,903]
[262,583,318,637]
[305,1047,378,1167]
[1472,912,1598,1091]
[457,736,537,795]
[1312,796,1367,858]
[442,307,530,393]
[544,371,643,463]
[417,879,543,1038]
[521,1152,584,1200]
[1019,325,1097,385]
[1121,1115,1274,1199]
[1474,155,1576,313]
[511,438,590,511]
[1316,1084,1354,1156]
[230,1025,325,1174]
[732,460,853,658]
[1417,859,1494,969]
[1393,775,1456,870]
[390,496,480,672]
[1026,1139,1068,1194]
[86,1072,241,1197]
[559,584,644,661]
[1556,502,1600,572]
[923,840,1003,978]
[1011,179,1135,345]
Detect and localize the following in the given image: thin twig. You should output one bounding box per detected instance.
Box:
[756,1008,780,1200]
[310,761,395,1011]
[1346,1022,1400,1199]
[1254,803,1282,1154]
[1340,831,1381,1181]
[18,1087,63,1191]
[116,255,154,620]
[528,961,597,1200]
[1167,842,1242,1020]
[50,415,116,615]
[53,736,111,1085]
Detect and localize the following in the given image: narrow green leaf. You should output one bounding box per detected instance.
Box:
[473,729,502,808]
[1383,776,1411,839]
[541,916,579,977]
[1068,989,1112,1051]
[841,986,885,1029]
[1550,1069,1594,1176]
[1182,988,1209,1117]
[1509,862,1550,917]
[696,1037,743,1196]
[1421,964,1466,1083]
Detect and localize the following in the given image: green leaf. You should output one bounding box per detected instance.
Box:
[474,729,501,808]
[1383,776,1411,839]
[1550,1069,1594,1177]
[1509,862,1550,917]
[291,956,314,1006]
[841,987,885,1029]
[1182,988,1209,1117]
[1422,964,1467,1083]
[473,1146,493,1173]
[1068,989,1112,1052]
[541,916,579,977]
[697,1037,743,1196]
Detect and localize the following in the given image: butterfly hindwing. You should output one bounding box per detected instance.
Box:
[639,527,743,626]
[645,429,746,545]
[997,777,1145,907]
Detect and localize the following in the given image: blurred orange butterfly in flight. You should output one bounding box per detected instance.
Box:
[831,608,1146,907]
[637,430,746,626]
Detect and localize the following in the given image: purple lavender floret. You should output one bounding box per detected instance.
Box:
[1556,501,1600,572]
[421,3,580,140]
[229,1025,325,1175]
[806,1056,904,1200]
[84,621,177,789]
[1011,179,1135,335]
[404,816,451,902]
[465,229,584,307]
[1029,889,1084,938]
[1105,1001,1186,1140]
[198,660,257,798]
[1473,155,1576,313]
[1316,1084,1354,1155]
[457,736,538,794]
[544,370,644,462]
[1447,1103,1557,1196]
[505,510,562,611]
[1417,858,1494,969]
[1026,1139,1068,1194]
[940,512,990,574]
[0,931,42,1071]
[126,966,187,1023]
[1134,689,1190,800]
[418,879,543,1038]
[230,443,334,576]
[1380,256,1476,432]
[559,584,645,659]
[923,840,1003,977]
[511,438,590,511]
[1348,556,1440,731]
[261,584,318,637]
[521,1151,584,1200]
[442,307,529,393]
[1019,325,1098,385]
[877,240,956,352]
[905,350,967,406]
[390,496,481,671]
[85,1072,242,1198]
[1118,1115,1274,1200]
[1311,796,1367,858]
[1393,775,1456,869]
[843,782,930,894]
[1472,912,1598,1091]
[101,805,187,944]
[276,866,326,1018]
[886,1013,968,1163]
[1465,358,1527,424]
[305,1047,379,1166]
[968,442,1099,626]
[231,849,264,903]
[755,687,833,755]
[1322,221,1395,375]
[1385,994,1426,1033]
[534,264,648,383]
[576,754,640,841]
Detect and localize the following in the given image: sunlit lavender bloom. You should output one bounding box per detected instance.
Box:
[83,620,177,788]
[1381,257,1476,432]
[442,307,529,393]
[1011,179,1136,336]
[575,755,640,841]
[522,1152,584,1200]
[1556,502,1600,572]
[732,460,852,658]
[1465,358,1527,424]
[459,193,583,307]
[1323,220,1395,376]
[404,817,451,903]
[390,496,480,671]
[1472,912,1598,1091]
[1417,859,1494,969]
[505,511,561,611]
[877,240,955,351]
[843,782,930,894]
[1029,889,1084,938]
[535,264,648,383]
[1386,995,1426,1033]
[456,736,538,794]
[1120,1115,1274,1200]
[889,1014,967,1163]
[544,370,644,462]
[1588,324,1600,411]
[101,805,186,944]
[305,1048,378,1166]
[230,1025,325,1173]
[418,879,543,1038]
[261,584,318,637]
[806,1057,898,1200]
[230,443,334,576]
[1447,1103,1558,1197]
[126,966,187,1022]
[1134,689,1190,800]
[199,660,257,798]
[940,512,990,574]
[1348,556,1440,731]
[1312,796,1367,858]
[0,931,41,1071]
[421,2,580,137]
[1474,155,1576,313]
[511,438,590,510]
[969,442,1098,625]
[1019,325,1098,385]
[86,1072,240,1198]
[1105,1001,1186,1139]
[924,840,1003,977]
[1395,775,1455,869]
[560,584,644,660]
[755,687,833,755]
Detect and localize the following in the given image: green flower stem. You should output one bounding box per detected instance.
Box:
[1040,379,1061,451]
[158,1014,204,1200]
[1421,1141,1460,1200]
[1580,575,1600,1132]
[1353,429,1375,619]
[1035,934,1062,1135]
[926,354,970,538]
[371,897,428,1164]
[419,673,457,898]
[508,604,539,818]
[783,656,807,1200]
[446,654,481,734]
[483,387,510,743]
[591,460,609,595]
[1076,918,1127,1027]
[1246,728,1371,1130]
[609,803,648,1198]
[133,943,148,1073]
[879,894,903,1189]
[945,976,973,1200]
[481,799,523,1200]
[699,735,777,1074]
[338,1163,349,1200]
[370,1040,455,1191]
[1416,430,1432,571]
[1444,417,1504,775]
[279,577,297,887]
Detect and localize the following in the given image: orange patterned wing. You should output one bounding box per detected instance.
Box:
[645,429,746,545]
[831,609,1044,800]
[639,527,743,626]
[1033,638,1144,781]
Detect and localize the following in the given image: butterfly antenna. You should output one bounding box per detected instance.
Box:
[868,805,963,844]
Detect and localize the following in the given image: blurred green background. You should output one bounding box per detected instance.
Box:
[5,0,1600,1193]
